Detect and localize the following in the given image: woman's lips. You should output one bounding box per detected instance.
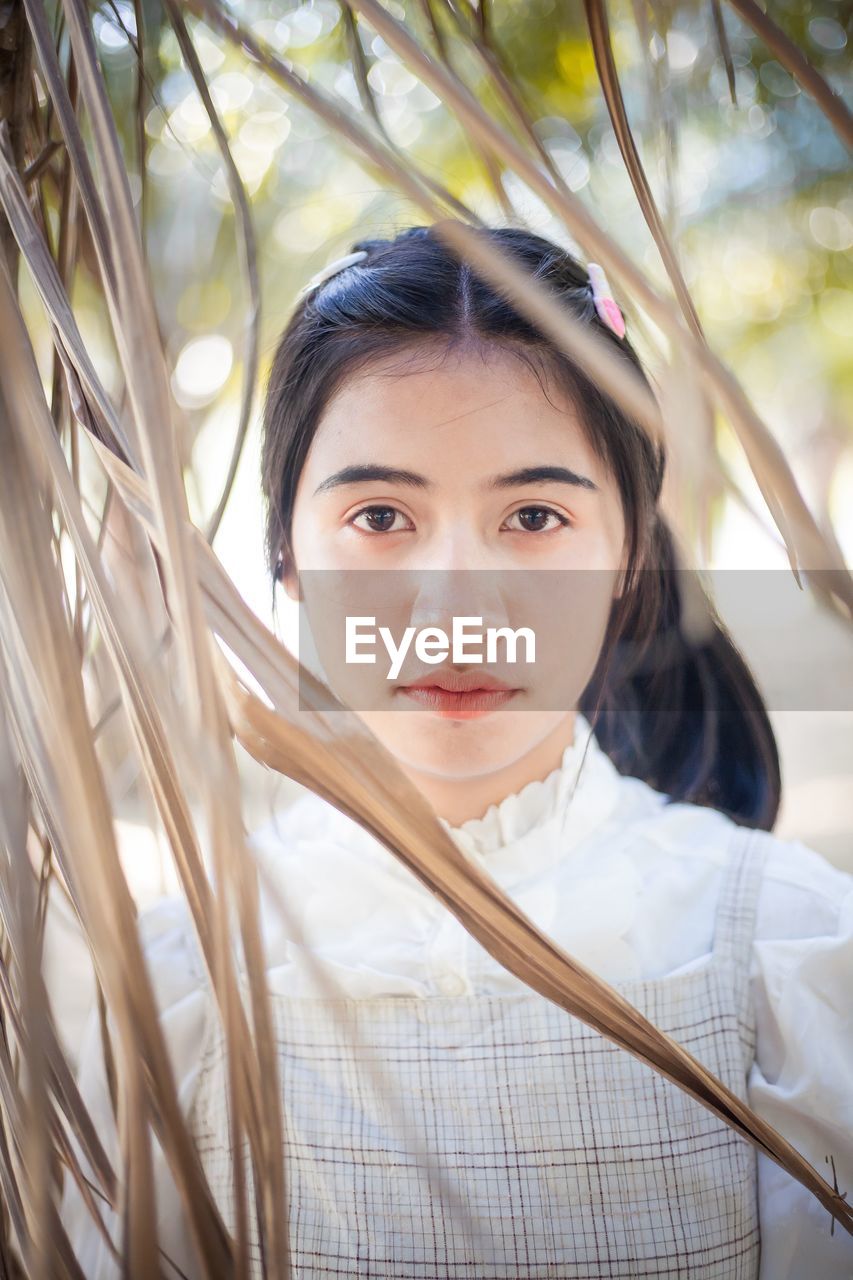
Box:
[396,671,520,719]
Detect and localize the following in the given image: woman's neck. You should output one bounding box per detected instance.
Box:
[398,711,578,828]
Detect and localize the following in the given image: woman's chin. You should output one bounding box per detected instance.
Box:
[353,704,568,781]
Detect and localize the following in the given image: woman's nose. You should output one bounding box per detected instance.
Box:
[407,568,512,639]
[405,522,495,575]
[395,525,512,637]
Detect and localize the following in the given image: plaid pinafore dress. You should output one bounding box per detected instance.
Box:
[189,824,766,1278]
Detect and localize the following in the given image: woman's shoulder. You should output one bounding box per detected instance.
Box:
[137,792,357,954]
[747,825,852,946]
[623,783,852,945]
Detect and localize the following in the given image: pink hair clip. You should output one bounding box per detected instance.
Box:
[587,263,626,339]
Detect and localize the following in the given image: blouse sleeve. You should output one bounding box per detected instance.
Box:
[59,897,212,1280]
[748,832,853,1279]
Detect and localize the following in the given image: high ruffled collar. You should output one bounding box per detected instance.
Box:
[254,712,626,895]
[437,711,622,867]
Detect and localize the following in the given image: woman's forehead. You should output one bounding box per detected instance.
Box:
[303,346,603,484]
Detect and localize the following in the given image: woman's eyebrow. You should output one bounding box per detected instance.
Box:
[313,464,431,496]
[488,465,599,492]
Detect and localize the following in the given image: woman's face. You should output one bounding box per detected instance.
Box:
[284,342,627,790]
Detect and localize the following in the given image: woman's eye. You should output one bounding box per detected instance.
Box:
[503,506,571,533]
[350,505,414,534]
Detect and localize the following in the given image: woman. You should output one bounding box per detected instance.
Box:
[62,225,853,1278]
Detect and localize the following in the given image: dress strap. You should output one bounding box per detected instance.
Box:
[712,824,768,969]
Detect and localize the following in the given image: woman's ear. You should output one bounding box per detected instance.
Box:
[276,553,300,602]
[613,550,629,600]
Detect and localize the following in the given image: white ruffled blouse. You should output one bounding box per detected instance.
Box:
[62,712,853,1278]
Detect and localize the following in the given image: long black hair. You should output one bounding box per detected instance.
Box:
[260,223,780,831]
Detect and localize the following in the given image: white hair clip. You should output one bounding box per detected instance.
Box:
[297,249,368,300]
